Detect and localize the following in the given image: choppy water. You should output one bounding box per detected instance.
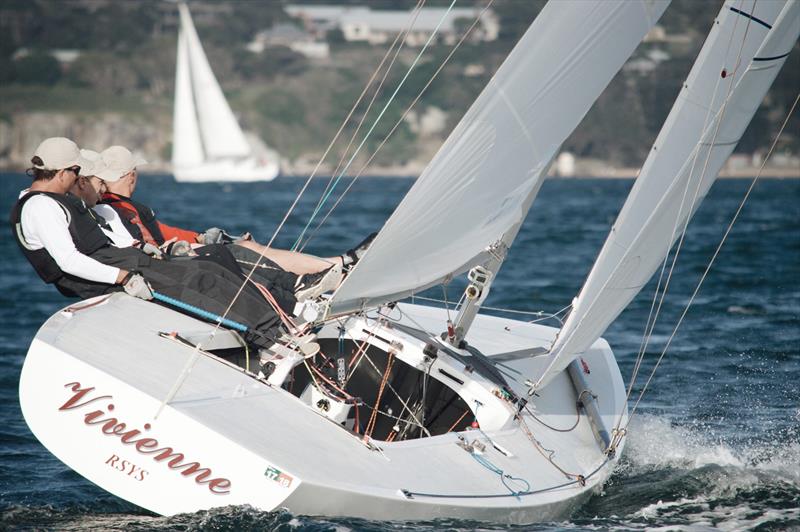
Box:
[1,175,798,531]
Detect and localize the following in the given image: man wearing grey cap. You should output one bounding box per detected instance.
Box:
[94,145,361,301]
[10,137,288,349]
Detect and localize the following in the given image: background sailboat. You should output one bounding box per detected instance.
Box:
[172,2,280,183]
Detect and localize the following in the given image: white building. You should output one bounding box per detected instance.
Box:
[285,5,499,47]
[248,23,330,59]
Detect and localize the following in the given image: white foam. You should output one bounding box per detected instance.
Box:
[625,415,744,469]
[624,415,800,483]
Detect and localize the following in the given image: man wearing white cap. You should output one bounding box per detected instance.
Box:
[68,148,140,249]
[10,137,289,350]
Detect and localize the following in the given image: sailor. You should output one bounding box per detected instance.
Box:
[92,145,374,299]
[9,137,290,349]
[69,150,302,309]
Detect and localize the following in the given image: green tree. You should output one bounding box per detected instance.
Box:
[13,53,61,85]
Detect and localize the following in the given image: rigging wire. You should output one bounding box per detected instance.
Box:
[408,295,571,324]
[292,0,459,251]
[298,0,496,248]
[264,5,423,251]
[624,91,800,430]
[303,0,425,233]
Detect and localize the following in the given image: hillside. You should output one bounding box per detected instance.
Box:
[0,0,797,173]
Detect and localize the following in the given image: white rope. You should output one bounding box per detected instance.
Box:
[299,0,496,248]
[303,0,425,233]
[292,0,460,250]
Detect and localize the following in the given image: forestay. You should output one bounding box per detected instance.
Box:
[329,0,670,316]
[536,0,799,389]
[175,3,251,161]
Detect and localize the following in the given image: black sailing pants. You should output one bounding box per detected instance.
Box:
[55,246,287,348]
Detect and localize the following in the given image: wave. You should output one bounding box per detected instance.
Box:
[624,414,800,482]
[584,414,800,530]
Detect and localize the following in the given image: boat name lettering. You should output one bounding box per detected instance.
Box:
[59,382,232,495]
[105,453,149,481]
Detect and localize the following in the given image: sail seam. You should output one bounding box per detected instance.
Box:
[728,7,772,29]
[753,51,791,61]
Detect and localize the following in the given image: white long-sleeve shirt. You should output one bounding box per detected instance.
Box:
[93,204,136,246]
[18,191,121,284]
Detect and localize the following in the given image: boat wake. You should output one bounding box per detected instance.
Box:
[572,414,800,530]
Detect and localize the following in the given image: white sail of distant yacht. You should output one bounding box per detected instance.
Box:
[536,0,800,389]
[172,2,279,182]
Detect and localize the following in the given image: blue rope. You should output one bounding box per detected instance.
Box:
[152,291,249,333]
[290,0,458,251]
[471,453,531,500]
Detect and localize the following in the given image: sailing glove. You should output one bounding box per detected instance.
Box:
[139,242,164,259]
[122,271,154,300]
[200,227,225,244]
[200,227,249,244]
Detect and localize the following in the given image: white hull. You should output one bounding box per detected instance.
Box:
[173,159,280,183]
[19,294,627,523]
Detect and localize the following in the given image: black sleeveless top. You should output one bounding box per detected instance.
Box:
[9,191,111,284]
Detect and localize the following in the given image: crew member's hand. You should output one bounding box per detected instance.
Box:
[168,240,194,257]
[160,237,177,250]
[122,271,154,300]
[200,227,224,244]
[140,242,164,259]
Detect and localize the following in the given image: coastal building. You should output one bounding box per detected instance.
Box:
[285,5,499,47]
[247,23,330,59]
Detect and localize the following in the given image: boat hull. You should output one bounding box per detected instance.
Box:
[19,295,627,523]
[173,159,280,183]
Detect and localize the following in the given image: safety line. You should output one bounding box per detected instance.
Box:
[304,1,423,233]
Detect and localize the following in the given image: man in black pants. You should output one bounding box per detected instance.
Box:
[10,138,288,349]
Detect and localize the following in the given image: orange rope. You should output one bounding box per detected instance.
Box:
[446,409,471,433]
[364,352,395,440]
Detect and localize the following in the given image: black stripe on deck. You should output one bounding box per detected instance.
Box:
[729,7,772,29]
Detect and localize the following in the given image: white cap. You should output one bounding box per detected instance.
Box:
[95,145,148,182]
[32,137,91,172]
[79,148,106,177]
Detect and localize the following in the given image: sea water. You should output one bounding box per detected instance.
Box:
[1,174,798,531]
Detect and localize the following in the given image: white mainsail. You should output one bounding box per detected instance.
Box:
[535,0,799,389]
[174,2,251,160]
[329,0,670,316]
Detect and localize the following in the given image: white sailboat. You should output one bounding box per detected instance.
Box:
[17,0,798,524]
[172,2,280,183]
